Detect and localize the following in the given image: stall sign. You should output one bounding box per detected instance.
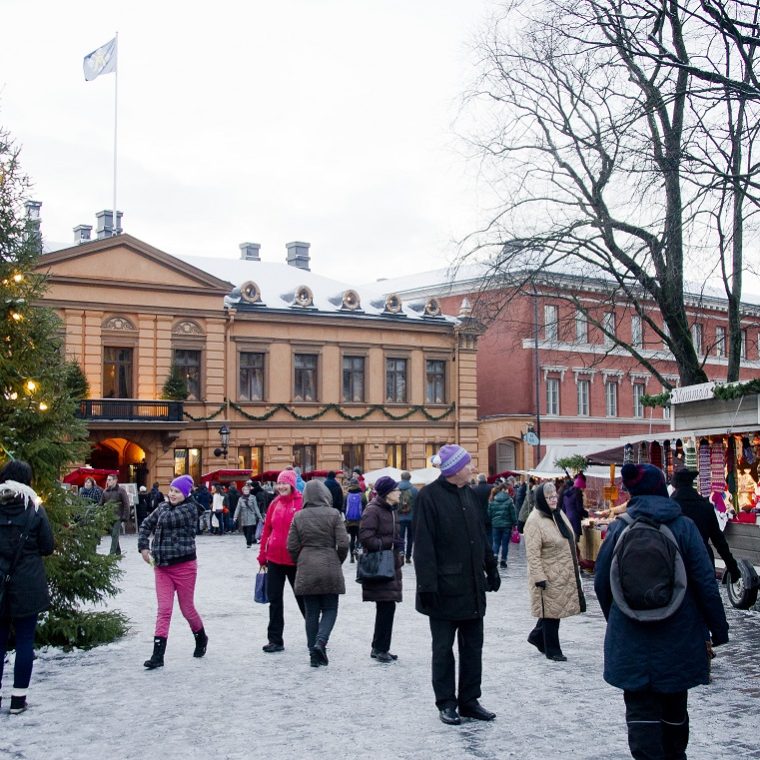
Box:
[603,485,619,501]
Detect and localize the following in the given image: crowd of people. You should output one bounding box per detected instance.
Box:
[0,449,736,759]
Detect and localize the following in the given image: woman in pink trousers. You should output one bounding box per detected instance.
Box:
[138,475,208,669]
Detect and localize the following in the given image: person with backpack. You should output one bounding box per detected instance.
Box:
[594,463,729,760]
[344,478,367,562]
[488,483,517,569]
[524,482,585,662]
[397,471,418,564]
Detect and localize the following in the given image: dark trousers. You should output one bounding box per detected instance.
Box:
[429,616,484,709]
[372,600,396,652]
[347,524,359,555]
[303,594,339,648]
[242,525,257,546]
[624,688,689,760]
[0,614,38,691]
[399,520,414,556]
[266,561,305,646]
[530,617,562,657]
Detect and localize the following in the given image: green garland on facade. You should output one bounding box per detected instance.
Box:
[184,401,455,423]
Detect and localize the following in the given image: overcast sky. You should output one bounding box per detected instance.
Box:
[1,0,498,282]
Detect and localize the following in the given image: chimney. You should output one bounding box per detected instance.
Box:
[95,209,123,239]
[24,200,42,252]
[74,224,93,244]
[239,242,261,261]
[286,241,310,271]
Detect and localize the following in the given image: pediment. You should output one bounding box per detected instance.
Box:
[36,234,234,293]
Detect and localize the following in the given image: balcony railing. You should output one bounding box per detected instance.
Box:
[77,399,184,422]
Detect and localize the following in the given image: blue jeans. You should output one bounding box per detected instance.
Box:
[303,594,339,648]
[0,614,38,691]
[399,520,414,556]
[492,527,511,562]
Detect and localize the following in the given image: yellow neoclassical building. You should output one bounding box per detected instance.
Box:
[36,233,483,487]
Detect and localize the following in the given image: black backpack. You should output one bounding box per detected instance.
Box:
[610,513,687,622]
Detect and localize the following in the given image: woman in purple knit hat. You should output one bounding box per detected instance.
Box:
[138,474,208,669]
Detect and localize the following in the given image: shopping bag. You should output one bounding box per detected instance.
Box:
[211,513,219,529]
[254,569,268,604]
[510,525,521,544]
[355,549,395,583]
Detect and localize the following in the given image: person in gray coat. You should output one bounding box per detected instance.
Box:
[233,483,262,547]
[287,480,349,667]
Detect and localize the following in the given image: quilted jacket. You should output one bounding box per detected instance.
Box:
[138,498,198,567]
[525,507,583,619]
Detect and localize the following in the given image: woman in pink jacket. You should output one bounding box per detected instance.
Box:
[258,469,306,652]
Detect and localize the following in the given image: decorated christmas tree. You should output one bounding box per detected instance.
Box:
[0,128,127,648]
[161,364,189,400]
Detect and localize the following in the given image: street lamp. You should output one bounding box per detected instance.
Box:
[214,424,230,458]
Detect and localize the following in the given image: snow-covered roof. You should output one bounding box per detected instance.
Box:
[177,254,456,323]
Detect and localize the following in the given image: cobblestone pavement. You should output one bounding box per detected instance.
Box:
[2,534,759,759]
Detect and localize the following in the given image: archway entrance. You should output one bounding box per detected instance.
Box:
[489,438,518,476]
[90,437,147,486]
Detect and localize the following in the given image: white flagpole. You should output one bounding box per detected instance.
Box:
[112,31,119,236]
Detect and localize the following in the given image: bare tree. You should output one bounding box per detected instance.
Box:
[460,0,760,387]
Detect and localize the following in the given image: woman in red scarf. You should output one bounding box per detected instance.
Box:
[258,470,306,652]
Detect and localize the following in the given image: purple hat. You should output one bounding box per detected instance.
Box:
[374,476,399,498]
[438,444,472,477]
[621,463,667,498]
[170,474,194,498]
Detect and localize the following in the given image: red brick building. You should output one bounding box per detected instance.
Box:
[373,265,760,476]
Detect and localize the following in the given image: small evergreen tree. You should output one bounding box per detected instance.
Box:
[161,365,189,400]
[0,128,127,649]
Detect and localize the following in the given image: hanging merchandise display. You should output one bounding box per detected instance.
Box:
[698,438,711,497]
[663,440,673,480]
[684,440,697,471]
[710,439,725,494]
[650,440,663,470]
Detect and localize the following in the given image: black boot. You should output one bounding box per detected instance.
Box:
[193,627,208,658]
[144,636,167,669]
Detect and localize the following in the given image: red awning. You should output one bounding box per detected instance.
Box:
[200,469,254,485]
[487,470,520,484]
[63,467,118,487]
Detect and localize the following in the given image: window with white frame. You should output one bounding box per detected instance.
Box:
[715,326,726,357]
[741,329,748,358]
[603,312,616,346]
[577,379,590,416]
[631,315,642,348]
[544,304,559,341]
[605,380,618,417]
[633,382,646,418]
[575,310,588,343]
[691,323,703,355]
[546,377,560,415]
[663,388,671,419]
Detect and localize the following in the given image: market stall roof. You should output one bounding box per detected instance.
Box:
[201,469,254,484]
[534,440,624,479]
[363,466,404,483]
[63,467,118,487]
[408,467,441,485]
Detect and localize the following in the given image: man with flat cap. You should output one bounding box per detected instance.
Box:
[414,444,501,726]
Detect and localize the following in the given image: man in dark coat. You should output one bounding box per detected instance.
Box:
[595,464,729,759]
[323,471,344,513]
[670,469,740,579]
[470,473,493,536]
[414,445,501,726]
[100,474,131,555]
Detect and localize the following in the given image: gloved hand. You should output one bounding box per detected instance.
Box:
[535,580,547,589]
[486,567,501,592]
[419,592,438,608]
[727,560,741,580]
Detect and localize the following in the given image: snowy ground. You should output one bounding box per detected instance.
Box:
[3,533,760,760]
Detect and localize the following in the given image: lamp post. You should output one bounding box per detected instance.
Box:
[214,424,230,458]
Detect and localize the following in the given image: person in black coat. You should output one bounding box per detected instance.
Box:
[358,476,403,663]
[0,460,55,715]
[415,445,501,726]
[470,473,493,536]
[323,471,344,513]
[670,469,740,579]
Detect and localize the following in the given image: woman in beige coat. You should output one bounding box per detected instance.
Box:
[287,480,349,667]
[524,482,585,661]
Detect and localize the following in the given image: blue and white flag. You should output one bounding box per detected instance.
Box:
[83,37,117,81]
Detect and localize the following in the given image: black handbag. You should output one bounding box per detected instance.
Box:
[0,503,35,613]
[355,512,396,583]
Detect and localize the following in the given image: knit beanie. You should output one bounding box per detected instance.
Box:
[170,474,194,498]
[374,476,399,498]
[277,469,298,489]
[621,463,668,498]
[437,444,472,477]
